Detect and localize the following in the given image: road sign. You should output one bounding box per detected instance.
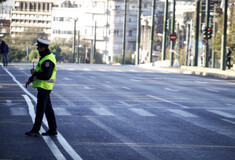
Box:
[202,39,208,45]
[169,33,177,41]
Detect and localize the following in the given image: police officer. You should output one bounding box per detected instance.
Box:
[25,38,57,137]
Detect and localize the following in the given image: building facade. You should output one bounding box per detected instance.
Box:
[11,0,53,38]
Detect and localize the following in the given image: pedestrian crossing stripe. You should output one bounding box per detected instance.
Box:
[168,109,198,118]
[90,108,114,116]
[10,107,28,115]
[129,108,156,117]
[207,110,235,119]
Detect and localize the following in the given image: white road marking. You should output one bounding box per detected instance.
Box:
[0,86,3,88]
[119,101,131,106]
[103,84,112,88]
[164,88,180,92]
[195,81,208,84]
[83,86,92,90]
[226,103,234,107]
[122,87,131,90]
[64,77,72,80]
[3,66,82,160]
[89,76,95,79]
[222,119,235,125]
[87,117,161,160]
[130,79,141,82]
[129,108,156,117]
[147,95,189,109]
[207,110,235,118]
[22,95,66,160]
[54,107,72,115]
[10,107,28,115]
[205,89,219,93]
[105,81,111,84]
[129,69,137,72]
[67,68,75,71]
[83,68,91,71]
[168,109,198,118]
[90,108,114,116]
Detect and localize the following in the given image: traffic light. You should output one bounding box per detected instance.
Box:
[202,26,207,39]
[167,19,171,30]
[207,27,212,39]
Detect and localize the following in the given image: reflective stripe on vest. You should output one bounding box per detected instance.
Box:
[33,53,56,90]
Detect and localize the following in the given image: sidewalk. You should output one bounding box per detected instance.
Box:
[139,63,235,80]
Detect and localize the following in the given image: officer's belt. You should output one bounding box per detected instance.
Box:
[33,77,56,83]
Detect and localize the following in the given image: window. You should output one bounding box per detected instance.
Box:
[114,29,119,36]
[59,17,64,21]
[115,5,120,10]
[144,3,147,8]
[128,30,132,37]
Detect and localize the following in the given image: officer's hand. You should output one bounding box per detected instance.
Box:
[25,81,31,88]
[31,69,36,75]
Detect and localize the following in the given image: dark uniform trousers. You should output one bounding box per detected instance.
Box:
[33,88,57,132]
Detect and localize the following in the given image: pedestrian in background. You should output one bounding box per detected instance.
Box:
[226,47,231,69]
[25,38,58,137]
[0,40,9,66]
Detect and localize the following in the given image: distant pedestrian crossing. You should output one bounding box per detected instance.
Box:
[8,101,235,125]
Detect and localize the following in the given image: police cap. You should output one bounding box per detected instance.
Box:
[37,38,50,46]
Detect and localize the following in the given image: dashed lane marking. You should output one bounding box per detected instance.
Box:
[10,107,28,115]
[222,119,235,125]
[205,89,219,93]
[147,95,189,109]
[54,107,72,116]
[207,110,235,119]
[90,108,114,116]
[122,87,131,90]
[129,108,156,117]
[168,109,198,118]
[164,88,180,92]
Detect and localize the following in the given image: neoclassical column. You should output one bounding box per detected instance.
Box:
[36,2,38,12]
[23,1,25,11]
[27,2,30,11]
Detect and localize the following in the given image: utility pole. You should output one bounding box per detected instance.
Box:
[193,0,200,66]
[185,23,190,66]
[161,0,168,60]
[26,45,29,63]
[220,0,228,70]
[135,0,141,65]
[91,21,96,64]
[212,4,217,68]
[150,0,156,63]
[170,0,176,66]
[73,19,76,63]
[204,0,210,67]
[122,0,127,65]
[77,30,80,63]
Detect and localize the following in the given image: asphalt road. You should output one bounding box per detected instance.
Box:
[1,63,235,160]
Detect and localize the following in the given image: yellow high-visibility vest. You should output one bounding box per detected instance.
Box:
[33,53,56,90]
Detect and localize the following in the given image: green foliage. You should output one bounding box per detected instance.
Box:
[29,49,39,62]
[49,43,62,61]
[124,50,134,64]
[8,46,26,62]
[118,50,134,65]
[212,7,235,65]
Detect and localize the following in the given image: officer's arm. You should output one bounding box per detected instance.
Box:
[33,60,55,80]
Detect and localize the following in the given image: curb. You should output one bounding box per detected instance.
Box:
[138,63,235,80]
